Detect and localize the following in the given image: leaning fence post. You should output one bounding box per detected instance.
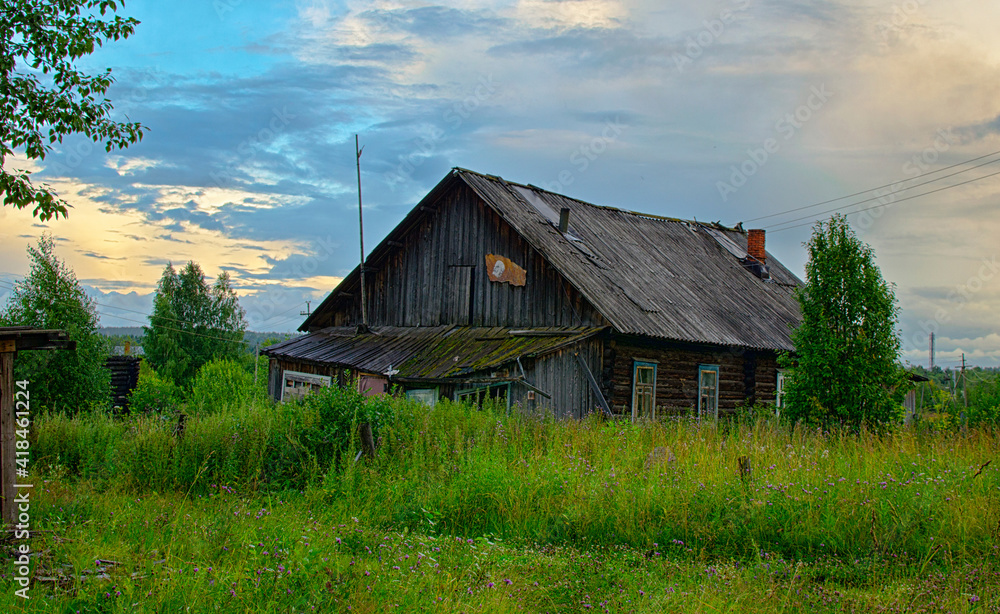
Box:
[173,412,187,439]
[737,455,752,481]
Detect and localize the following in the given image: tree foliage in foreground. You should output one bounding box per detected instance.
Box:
[143,262,247,387]
[0,235,108,412]
[780,215,908,429]
[0,0,144,220]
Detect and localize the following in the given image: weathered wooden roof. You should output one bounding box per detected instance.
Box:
[264,325,605,379]
[302,168,802,351]
[456,169,802,351]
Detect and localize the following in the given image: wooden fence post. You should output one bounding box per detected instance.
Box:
[0,328,74,528]
[1,346,15,525]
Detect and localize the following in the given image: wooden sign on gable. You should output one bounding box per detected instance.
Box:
[485,254,526,287]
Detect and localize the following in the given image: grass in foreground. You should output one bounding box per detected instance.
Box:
[1,480,998,613]
[3,400,999,611]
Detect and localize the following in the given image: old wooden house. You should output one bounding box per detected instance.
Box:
[264,168,803,419]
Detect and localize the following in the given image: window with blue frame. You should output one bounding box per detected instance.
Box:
[632,360,657,420]
[775,370,786,416]
[698,364,719,420]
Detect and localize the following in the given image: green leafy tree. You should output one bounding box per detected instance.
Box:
[1,0,144,220]
[0,235,109,412]
[143,262,247,387]
[779,215,908,429]
[965,371,1000,427]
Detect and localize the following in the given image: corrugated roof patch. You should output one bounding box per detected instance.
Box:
[514,185,560,226]
[704,227,747,259]
[704,226,770,280]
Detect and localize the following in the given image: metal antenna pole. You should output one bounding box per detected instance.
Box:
[356,134,369,333]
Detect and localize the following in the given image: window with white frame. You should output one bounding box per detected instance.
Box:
[632,360,657,421]
[406,388,438,407]
[698,364,719,420]
[775,370,786,416]
[281,370,332,402]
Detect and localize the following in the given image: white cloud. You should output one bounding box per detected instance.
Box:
[106,156,163,176]
[511,0,629,30]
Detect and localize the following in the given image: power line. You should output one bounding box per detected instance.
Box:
[742,148,1000,225]
[95,300,204,328]
[100,310,300,347]
[0,278,184,326]
[2,279,298,346]
[964,371,997,384]
[100,296,307,331]
[1,278,308,332]
[95,310,253,346]
[256,299,313,326]
[263,313,308,328]
[2,278,249,346]
[0,278,196,329]
[767,166,1000,233]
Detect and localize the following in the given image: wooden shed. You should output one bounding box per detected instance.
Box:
[105,355,141,413]
[264,168,803,419]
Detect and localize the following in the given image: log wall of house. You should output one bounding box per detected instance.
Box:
[320,185,606,330]
[754,353,780,405]
[604,336,781,418]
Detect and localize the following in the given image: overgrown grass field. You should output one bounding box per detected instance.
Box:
[3,392,999,612]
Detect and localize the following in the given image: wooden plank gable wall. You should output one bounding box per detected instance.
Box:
[327,185,607,330]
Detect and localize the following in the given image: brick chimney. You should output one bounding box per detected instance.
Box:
[747,229,766,264]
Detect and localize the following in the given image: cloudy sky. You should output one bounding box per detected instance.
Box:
[1,0,999,367]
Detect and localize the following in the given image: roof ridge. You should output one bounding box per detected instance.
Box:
[452,167,744,233]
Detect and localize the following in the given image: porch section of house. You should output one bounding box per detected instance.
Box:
[263,325,607,417]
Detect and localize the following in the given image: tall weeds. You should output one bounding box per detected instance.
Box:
[31,394,1000,563]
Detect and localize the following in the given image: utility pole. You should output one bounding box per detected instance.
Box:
[300,301,311,317]
[929,332,935,371]
[356,134,369,334]
[961,353,968,409]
